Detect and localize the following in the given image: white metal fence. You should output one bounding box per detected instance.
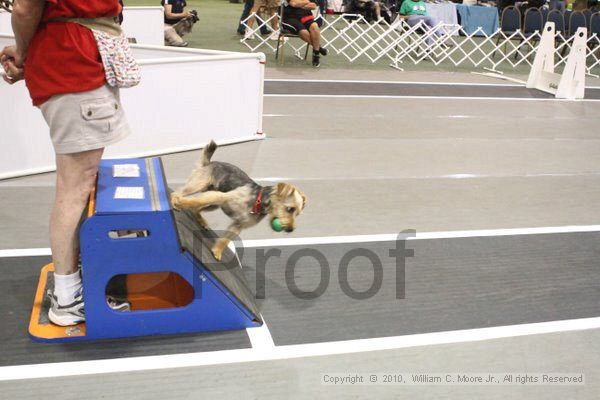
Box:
[240,12,600,76]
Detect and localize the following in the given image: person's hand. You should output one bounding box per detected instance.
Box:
[1,59,24,84]
[1,46,25,84]
[183,11,192,18]
[1,45,25,68]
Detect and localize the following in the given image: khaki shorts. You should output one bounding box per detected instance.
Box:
[255,0,280,9]
[40,84,131,154]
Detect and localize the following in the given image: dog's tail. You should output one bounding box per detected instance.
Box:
[200,140,217,166]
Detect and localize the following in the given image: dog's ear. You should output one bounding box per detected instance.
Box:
[299,191,307,210]
[275,182,295,198]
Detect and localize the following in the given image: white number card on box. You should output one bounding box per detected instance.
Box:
[114,186,145,200]
[113,164,141,178]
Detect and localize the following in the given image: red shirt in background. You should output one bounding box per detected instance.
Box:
[24,0,122,106]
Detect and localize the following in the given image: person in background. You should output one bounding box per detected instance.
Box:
[354,0,384,22]
[162,0,198,47]
[282,0,328,67]
[318,0,326,13]
[497,0,516,13]
[244,0,280,40]
[548,0,567,11]
[399,0,445,46]
[523,0,545,9]
[237,0,271,36]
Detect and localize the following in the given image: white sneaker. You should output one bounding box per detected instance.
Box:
[107,295,131,312]
[268,31,280,41]
[244,31,255,40]
[47,290,85,326]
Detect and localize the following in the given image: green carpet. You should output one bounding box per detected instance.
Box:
[124,0,592,75]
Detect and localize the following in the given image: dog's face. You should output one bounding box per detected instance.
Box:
[189,10,199,23]
[269,183,307,233]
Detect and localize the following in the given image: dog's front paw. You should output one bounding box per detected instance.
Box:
[171,193,182,211]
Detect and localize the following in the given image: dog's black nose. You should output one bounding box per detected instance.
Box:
[285,227,294,233]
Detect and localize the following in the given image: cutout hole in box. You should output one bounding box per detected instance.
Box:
[108,229,150,239]
[106,272,194,312]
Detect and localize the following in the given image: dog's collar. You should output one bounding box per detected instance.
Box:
[251,188,269,215]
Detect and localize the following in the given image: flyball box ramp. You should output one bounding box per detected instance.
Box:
[29,157,262,342]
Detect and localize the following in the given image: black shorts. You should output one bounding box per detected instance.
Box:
[282,15,315,33]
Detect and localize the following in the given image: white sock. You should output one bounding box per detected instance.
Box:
[53,270,83,306]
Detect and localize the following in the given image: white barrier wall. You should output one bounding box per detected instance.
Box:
[0,35,265,179]
[1,7,163,46]
[121,7,164,46]
[0,9,9,32]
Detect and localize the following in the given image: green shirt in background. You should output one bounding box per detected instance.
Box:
[400,0,428,16]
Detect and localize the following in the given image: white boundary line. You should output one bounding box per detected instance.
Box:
[1,316,598,381]
[264,94,600,102]
[0,248,51,258]
[265,78,524,87]
[241,225,600,248]
[255,171,600,181]
[246,320,275,349]
[265,79,600,89]
[2,225,600,257]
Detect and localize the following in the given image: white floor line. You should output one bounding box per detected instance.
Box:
[254,171,600,182]
[246,319,275,349]
[0,248,51,258]
[2,225,600,257]
[1,316,598,382]
[241,225,600,248]
[265,94,600,102]
[265,78,524,87]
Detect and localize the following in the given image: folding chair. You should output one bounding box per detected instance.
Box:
[564,9,573,34]
[590,12,600,48]
[275,2,322,65]
[569,10,588,36]
[514,7,543,60]
[558,10,586,56]
[547,8,567,55]
[541,7,549,25]
[492,6,521,59]
[583,8,593,27]
[548,8,566,35]
[523,8,544,36]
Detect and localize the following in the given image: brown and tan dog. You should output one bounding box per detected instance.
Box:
[171,140,307,261]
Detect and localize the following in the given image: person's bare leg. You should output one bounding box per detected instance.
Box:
[51,148,104,277]
[374,2,382,20]
[308,23,321,51]
[269,9,278,32]
[246,4,262,31]
[299,29,311,44]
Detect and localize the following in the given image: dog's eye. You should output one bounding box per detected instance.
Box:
[287,207,296,213]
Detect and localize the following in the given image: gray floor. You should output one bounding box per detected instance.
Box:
[247,233,600,346]
[264,80,600,99]
[1,69,599,399]
[2,329,599,399]
[4,233,598,366]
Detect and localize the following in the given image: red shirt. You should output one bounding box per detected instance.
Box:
[24,0,122,106]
